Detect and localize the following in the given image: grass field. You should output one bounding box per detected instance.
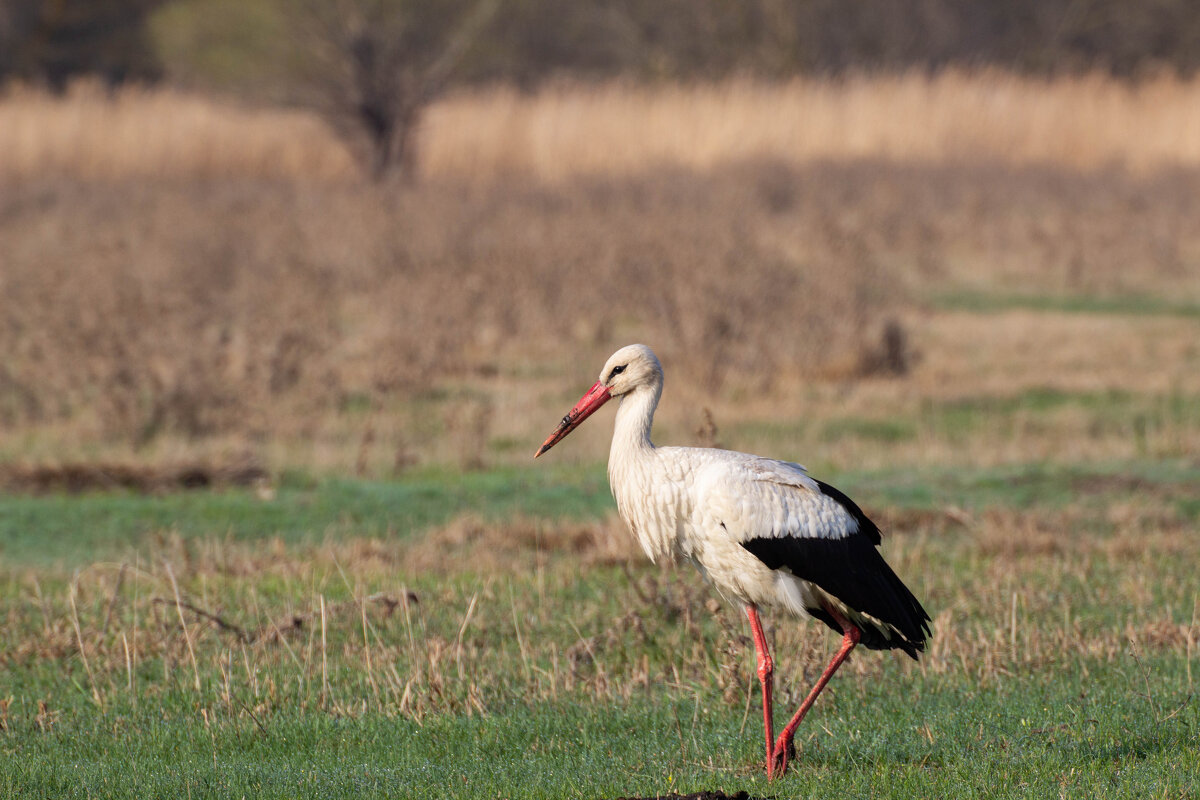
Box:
[2,75,1199,797]
[2,456,1198,798]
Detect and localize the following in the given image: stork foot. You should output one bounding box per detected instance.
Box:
[767,737,797,779]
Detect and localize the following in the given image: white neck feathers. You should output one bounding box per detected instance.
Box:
[610,381,660,464]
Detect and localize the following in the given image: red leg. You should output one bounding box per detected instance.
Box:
[770,604,861,777]
[745,605,776,777]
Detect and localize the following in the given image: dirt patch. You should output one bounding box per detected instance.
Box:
[1068,474,1159,496]
[400,513,642,575]
[0,459,269,495]
[874,506,972,535]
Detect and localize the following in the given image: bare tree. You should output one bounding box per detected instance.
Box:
[0,0,166,89]
[296,0,500,181]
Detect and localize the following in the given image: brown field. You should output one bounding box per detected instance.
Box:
[1,75,1199,475]
[6,72,1200,183]
[3,160,1199,473]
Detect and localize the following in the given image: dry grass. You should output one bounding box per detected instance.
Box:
[912,312,1200,398]
[398,513,642,576]
[0,167,898,462]
[2,500,1194,722]
[2,76,1199,473]
[0,82,356,182]
[3,158,1198,472]
[427,72,1200,181]
[6,72,1200,183]
[730,310,1200,472]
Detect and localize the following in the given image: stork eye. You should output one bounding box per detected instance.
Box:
[608,364,627,381]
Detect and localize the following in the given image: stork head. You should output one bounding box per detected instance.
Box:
[534,344,662,457]
[597,343,663,398]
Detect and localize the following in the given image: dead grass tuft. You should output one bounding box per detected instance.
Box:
[974,511,1071,558]
[355,513,641,577]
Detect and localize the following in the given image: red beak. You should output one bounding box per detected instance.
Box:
[534,381,612,457]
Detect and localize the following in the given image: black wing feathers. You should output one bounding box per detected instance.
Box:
[740,482,931,658]
[742,535,930,657]
[813,479,880,545]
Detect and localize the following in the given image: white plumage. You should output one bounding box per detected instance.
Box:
[536,344,931,779]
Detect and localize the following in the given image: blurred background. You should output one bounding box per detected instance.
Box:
[1,0,1198,481]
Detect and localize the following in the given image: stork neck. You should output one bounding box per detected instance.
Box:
[610,382,659,461]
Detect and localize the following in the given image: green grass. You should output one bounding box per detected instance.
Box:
[4,661,1197,799]
[819,417,919,444]
[0,464,612,567]
[925,388,1200,445]
[5,456,1198,567]
[844,457,1200,513]
[2,461,1197,798]
[729,387,1200,467]
[930,289,1200,318]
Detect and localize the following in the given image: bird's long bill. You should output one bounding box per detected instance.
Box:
[534,381,611,458]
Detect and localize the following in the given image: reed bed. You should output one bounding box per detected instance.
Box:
[427,72,1200,181]
[0,82,356,181]
[5,72,1200,183]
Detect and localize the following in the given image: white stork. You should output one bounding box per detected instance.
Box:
[535,344,931,779]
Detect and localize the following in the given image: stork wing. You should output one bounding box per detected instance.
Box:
[743,457,880,544]
[702,456,929,654]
